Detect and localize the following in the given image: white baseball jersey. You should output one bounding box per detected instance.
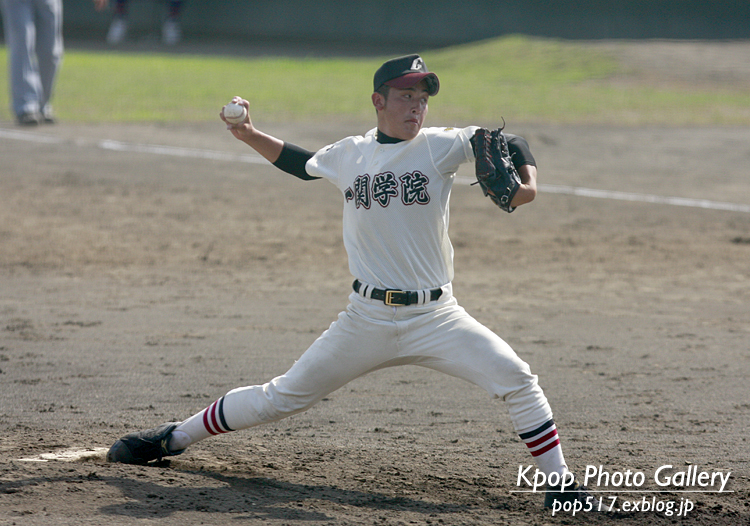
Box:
[306,125,479,291]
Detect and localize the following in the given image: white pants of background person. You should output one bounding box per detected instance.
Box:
[0,0,63,122]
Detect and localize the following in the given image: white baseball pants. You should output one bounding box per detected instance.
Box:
[220,285,554,433]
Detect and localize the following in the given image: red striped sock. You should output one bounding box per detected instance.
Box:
[518,419,568,477]
[172,396,235,449]
[201,396,234,435]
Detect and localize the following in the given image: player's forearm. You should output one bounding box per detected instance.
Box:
[510,164,537,207]
[239,128,285,164]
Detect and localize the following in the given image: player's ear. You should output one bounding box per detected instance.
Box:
[372,92,385,111]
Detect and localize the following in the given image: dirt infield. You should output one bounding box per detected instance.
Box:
[2,44,750,526]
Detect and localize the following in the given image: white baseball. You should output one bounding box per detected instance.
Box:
[223,102,247,125]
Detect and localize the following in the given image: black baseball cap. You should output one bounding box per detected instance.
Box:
[373,54,440,96]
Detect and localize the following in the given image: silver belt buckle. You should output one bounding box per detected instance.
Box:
[384,290,407,306]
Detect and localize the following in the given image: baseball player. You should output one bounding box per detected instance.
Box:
[107,54,592,509]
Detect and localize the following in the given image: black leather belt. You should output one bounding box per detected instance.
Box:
[353,280,443,306]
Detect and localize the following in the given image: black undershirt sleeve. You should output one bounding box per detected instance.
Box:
[273,135,534,179]
[505,134,537,169]
[272,142,320,181]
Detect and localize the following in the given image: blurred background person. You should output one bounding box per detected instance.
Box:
[1,0,62,125]
[94,0,184,46]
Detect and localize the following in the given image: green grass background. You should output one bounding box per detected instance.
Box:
[1,35,748,126]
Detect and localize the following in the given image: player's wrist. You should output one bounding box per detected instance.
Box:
[511,184,537,207]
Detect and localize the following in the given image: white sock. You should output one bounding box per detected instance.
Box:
[534,445,570,481]
[168,430,192,451]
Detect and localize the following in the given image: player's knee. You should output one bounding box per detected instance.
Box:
[261,380,323,417]
[501,371,543,404]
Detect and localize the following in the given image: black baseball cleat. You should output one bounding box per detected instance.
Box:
[544,479,595,509]
[107,422,185,464]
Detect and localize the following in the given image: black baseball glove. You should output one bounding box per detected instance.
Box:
[471,126,522,213]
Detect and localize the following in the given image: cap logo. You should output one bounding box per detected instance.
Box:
[373,54,439,96]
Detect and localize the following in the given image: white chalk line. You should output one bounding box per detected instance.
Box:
[0,128,64,144]
[454,177,750,214]
[98,139,267,164]
[0,128,266,164]
[539,183,750,214]
[16,447,109,462]
[3,127,749,213]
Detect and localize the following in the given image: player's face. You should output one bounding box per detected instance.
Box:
[375,80,430,141]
